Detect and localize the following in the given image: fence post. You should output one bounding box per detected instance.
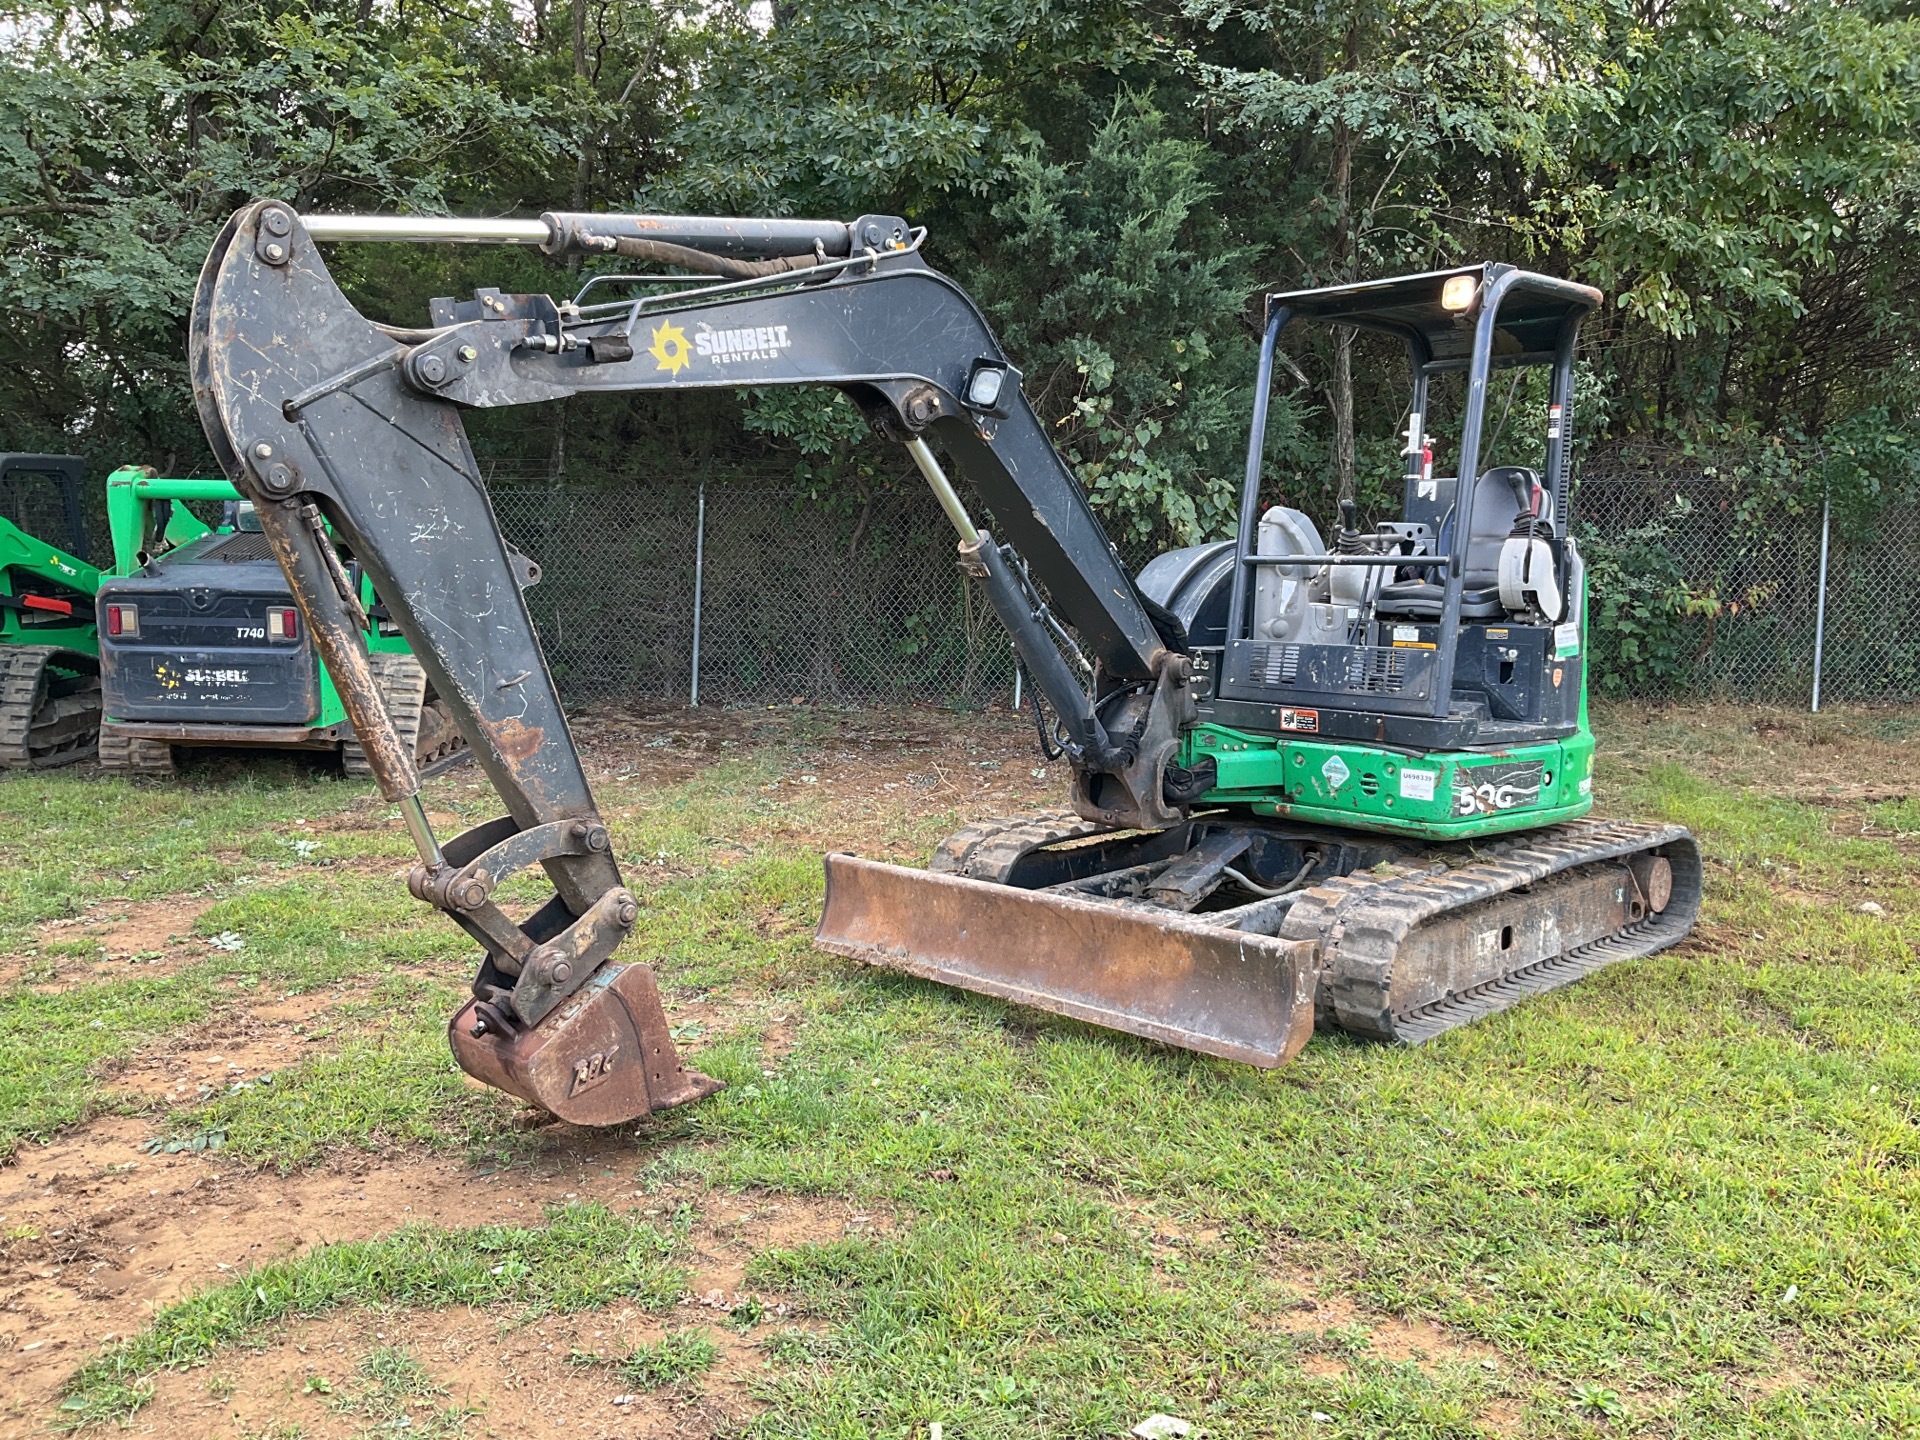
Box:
[1811,487,1831,713]
[690,482,706,707]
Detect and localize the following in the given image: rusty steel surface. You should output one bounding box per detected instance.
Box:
[815,854,1321,1068]
[448,962,722,1124]
[1286,819,1705,1043]
[190,200,616,882]
[1378,863,1643,1016]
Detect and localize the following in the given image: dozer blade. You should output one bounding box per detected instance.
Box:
[448,961,722,1125]
[816,854,1321,1067]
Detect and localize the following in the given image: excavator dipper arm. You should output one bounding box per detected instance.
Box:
[190,200,1201,1123]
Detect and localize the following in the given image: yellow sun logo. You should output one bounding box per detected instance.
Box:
[647,321,692,376]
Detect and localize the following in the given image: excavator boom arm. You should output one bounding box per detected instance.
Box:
[189,200,1195,1124]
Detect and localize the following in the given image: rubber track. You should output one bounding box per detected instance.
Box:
[342,651,426,778]
[1282,819,1703,1043]
[97,725,176,775]
[342,652,472,779]
[929,811,1110,881]
[0,646,100,769]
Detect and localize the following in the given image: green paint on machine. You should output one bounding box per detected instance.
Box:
[1182,723,1596,840]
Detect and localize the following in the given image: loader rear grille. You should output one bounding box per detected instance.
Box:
[203,532,277,563]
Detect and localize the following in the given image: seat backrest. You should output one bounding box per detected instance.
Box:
[1462,467,1539,589]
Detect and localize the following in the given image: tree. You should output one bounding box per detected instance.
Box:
[1177,0,1594,507]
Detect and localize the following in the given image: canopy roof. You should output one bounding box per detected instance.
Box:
[1267,263,1602,364]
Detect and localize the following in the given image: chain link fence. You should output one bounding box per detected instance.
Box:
[1573,466,1920,706]
[474,460,1915,710]
[486,463,1017,708]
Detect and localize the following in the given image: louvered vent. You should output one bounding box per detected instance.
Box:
[1255,644,1301,686]
[1347,647,1409,694]
[204,532,278,563]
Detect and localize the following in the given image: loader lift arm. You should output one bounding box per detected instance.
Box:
[190,200,1199,1123]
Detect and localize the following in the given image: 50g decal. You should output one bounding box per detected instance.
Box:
[1452,761,1544,816]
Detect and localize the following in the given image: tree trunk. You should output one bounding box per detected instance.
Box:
[1329,112,1356,506]
[571,0,590,211]
[1331,324,1356,507]
[1327,20,1360,507]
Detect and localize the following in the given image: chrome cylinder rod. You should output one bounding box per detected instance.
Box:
[905,436,981,543]
[301,215,552,245]
[398,793,446,870]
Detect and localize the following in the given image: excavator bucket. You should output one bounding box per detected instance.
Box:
[815,854,1321,1066]
[448,962,723,1126]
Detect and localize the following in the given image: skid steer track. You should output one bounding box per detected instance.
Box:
[819,814,1700,1065]
[0,645,100,769]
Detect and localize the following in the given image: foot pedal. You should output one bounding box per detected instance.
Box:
[448,961,722,1125]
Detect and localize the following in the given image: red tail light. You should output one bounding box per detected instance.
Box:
[105,603,138,638]
[268,607,299,641]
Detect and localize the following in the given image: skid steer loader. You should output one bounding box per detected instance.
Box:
[0,455,467,775]
[188,201,1700,1124]
[94,468,471,777]
[0,454,103,767]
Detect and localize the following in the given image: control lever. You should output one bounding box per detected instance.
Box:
[1336,498,1366,556]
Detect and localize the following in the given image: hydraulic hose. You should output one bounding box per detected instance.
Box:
[608,236,823,280]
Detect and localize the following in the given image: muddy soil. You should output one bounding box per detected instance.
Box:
[0,1108,878,1437]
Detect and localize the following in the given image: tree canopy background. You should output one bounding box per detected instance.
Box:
[4,0,1917,546]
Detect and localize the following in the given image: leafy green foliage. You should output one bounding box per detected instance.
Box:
[965,93,1256,545]
[1582,507,1723,696]
[0,0,587,464]
[5,0,1919,542]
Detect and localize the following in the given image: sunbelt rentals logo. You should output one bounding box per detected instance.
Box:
[647,319,795,377]
[647,320,692,376]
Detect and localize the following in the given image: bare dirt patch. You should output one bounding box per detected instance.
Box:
[1265,1255,1502,1378]
[99,992,338,1105]
[134,1303,766,1440]
[11,896,217,990]
[11,1180,873,1439]
[0,1120,705,1434]
[1607,701,1920,809]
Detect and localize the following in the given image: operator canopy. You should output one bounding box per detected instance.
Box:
[1267,263,1603,364]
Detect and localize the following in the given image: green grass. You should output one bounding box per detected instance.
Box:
[613,1328,723,1388]
[12,705,1920,1435]
[327,1346,473,1438]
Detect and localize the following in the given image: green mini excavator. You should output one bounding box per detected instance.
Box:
[186,201,1702,1123]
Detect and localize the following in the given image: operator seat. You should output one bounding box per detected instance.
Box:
[1374,467,1546,622]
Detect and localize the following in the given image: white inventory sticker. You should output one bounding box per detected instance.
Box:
[1554,621,1580,657]
[1399,768,1437,802]
[1321,755,1351,790]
